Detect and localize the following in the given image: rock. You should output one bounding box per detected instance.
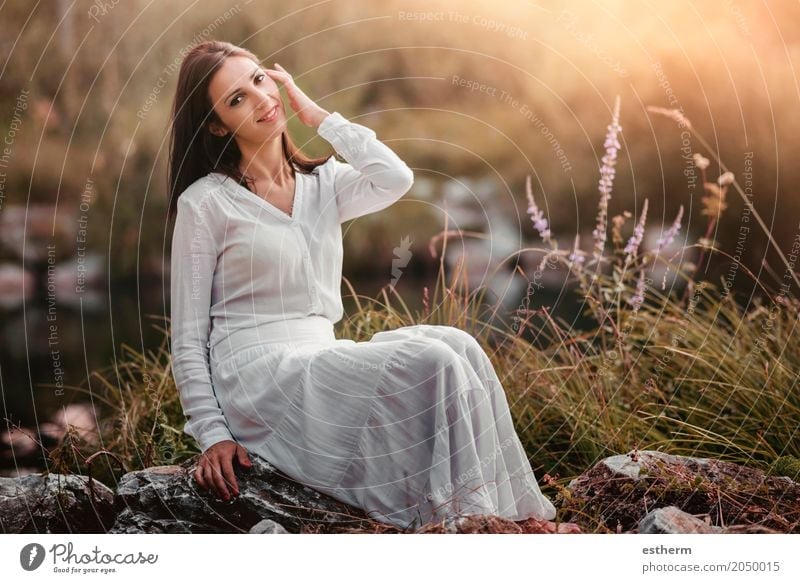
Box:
[249,519,289,534]
[413,513,582,534]
[441,514,472,533]
[0,472,115,533]
[639,507,782,535]
[566,450,800,533]
[108,454,375,534]
[639,506,718,534]
[7,448,792,534]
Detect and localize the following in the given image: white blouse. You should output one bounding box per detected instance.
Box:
[170,111,414,451]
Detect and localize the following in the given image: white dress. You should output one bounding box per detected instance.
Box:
[170,111,557,530]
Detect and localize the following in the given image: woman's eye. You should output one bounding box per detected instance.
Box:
[230,74,266,106]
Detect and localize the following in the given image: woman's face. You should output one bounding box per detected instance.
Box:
[207,55,286,146]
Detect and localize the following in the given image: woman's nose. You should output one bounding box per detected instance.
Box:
[258,94,280,110]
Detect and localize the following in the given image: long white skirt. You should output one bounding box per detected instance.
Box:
[210,317,557,531]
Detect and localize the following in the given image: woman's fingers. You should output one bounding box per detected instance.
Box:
[264,64,292,88]
[194,459,207,489]
[208,457,230,500]
[264,68,288,86]
[193,445,249,500]
[203,464,215,494]
[272,62,291,82]
[236,446,252,470]
[264,63,322,126]
[219,454,239,496]
[267,64,306,102]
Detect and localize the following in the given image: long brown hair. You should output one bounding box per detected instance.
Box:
[167,40,332,221]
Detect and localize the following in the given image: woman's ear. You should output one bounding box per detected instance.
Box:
[208,119,228,137]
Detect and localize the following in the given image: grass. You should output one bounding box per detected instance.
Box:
[43,96,800,533]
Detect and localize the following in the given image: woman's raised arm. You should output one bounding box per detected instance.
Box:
[316,111,414,223]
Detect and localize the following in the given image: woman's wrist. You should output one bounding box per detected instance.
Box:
[310,108,332,130]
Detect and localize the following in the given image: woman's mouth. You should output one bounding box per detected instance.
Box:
[257,106,279,123]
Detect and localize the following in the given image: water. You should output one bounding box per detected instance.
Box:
[0,276,167,472]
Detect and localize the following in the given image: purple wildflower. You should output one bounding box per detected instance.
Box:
[593,95,622,261]
[525,175,551,243]
[623,198,649,258]
[656,204,684,251]
[568,233,586,267]
[628,269,646,308]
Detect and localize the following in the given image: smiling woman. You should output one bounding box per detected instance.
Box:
[166,39,557,532]
[167,44,333,223]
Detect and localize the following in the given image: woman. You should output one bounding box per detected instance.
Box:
[168,40,559,532]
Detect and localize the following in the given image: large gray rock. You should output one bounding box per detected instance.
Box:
[109,454,375,533]
[639,506,781,534]
[5,449,794,534]
[249,519,289,534]
[639,506,718,534]
[0,472,116,533]
[566,450,799,533]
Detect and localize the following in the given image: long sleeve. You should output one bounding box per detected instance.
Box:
[170,194,234,452]
[316,111,414,223]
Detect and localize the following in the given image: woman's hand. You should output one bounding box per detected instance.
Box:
[265,63,330,128]
[193,440,252,501]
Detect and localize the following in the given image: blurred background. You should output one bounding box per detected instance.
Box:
[2,0,800,472]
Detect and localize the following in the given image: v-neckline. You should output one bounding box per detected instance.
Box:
[212,168,302,223]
